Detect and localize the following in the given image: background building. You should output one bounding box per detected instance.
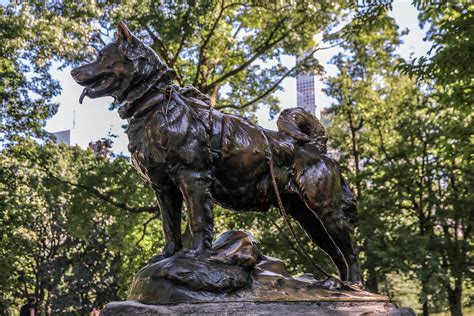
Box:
[88,139,113,159]
[51,130,71,145]
[319,108,340,160]
[296,52,316,115]
[319,108,334,127]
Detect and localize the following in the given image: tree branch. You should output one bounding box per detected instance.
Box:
[141,22,171,64]
[170,2,196,66]
[376,125,394,163]
[136,214,160,246]
[216,67,293,111]
[215,45,320,111]
[41,167,160,214]
[141,21,183,85]
[223,22,243,54]
[193,0,227,86]
[268,217,308,261]
[204,21,242,88]
[202,16,297,93]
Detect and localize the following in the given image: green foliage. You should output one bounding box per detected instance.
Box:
[1,0,345,134]
[1,1,472,315]
[0,139,159,313]
[324,11,406,293]
[324,5,473,315]
[404,2,473,88]
[401,3,473,314]
[0,2,100,144]
[103,1,341,117]
[0,138,337,313]
[0,1,350,312]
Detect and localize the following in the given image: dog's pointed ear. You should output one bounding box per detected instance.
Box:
[116,22,134,43]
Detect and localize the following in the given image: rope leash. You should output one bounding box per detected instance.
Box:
[258,129,333,278]
[259,128,361,291]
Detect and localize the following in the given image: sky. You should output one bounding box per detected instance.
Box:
[45,0,432,155]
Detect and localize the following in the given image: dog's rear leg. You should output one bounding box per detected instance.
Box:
[150,185,183,263]
[304,198,363,286]
[324,215,363,286]
[178,170,214,256]
[284,196,349,281]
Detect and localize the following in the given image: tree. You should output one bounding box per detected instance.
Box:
[0,139,160,312]
[1,138,340,313]
[0,2,353,311]
[399,2,473,315]
[1,1,345,134]
[325,3,473,314]
[3,1,470,314]
[378,88,472,315]
[0,3,100,144]
[324,11,404,293]
[104,1,343,116]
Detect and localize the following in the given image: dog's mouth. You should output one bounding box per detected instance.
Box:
[78,74,115,104]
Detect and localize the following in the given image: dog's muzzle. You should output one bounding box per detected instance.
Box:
[71,68,89,104]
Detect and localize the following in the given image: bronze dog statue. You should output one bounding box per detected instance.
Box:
[71,22,362,285]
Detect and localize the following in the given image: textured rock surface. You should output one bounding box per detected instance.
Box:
[128,231,388,304]
[101,300,416,315]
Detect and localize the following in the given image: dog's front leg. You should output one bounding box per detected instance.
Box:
[178,170,214,256]
[149,185,183,263]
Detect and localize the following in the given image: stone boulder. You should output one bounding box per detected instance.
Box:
[128,230,388,304]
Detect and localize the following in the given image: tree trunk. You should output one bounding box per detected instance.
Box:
[347,112,361,198]
[419,264,431,316]
[364,242,379,293]
[421,273,430,316]
[366,263,378,293]
[447,282,463,316]
[210,85,220,107]
[422,301,429,316]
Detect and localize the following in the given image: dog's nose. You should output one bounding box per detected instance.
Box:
[70,68,79,79]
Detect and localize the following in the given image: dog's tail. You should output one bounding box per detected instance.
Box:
[277,108,327,150]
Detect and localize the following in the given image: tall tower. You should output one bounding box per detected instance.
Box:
[296,51,316,115]
[51,130,71,145]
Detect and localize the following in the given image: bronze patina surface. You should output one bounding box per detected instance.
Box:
[71,22,364,296]
[128,231,387,304]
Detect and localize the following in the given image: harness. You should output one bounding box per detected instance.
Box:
[158,84,221,157]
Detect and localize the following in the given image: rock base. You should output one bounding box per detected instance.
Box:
[101,300,416,315]
[117,231,415,314]
[128,231,387,304]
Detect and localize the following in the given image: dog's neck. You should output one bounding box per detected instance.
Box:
[118,67,175,119]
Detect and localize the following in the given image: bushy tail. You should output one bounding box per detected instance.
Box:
[277,108,327,147]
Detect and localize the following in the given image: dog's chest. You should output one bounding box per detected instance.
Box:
[127,117,167,183]
[126,105,189,184]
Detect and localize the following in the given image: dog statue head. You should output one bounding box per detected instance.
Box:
[71,22,175,107]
